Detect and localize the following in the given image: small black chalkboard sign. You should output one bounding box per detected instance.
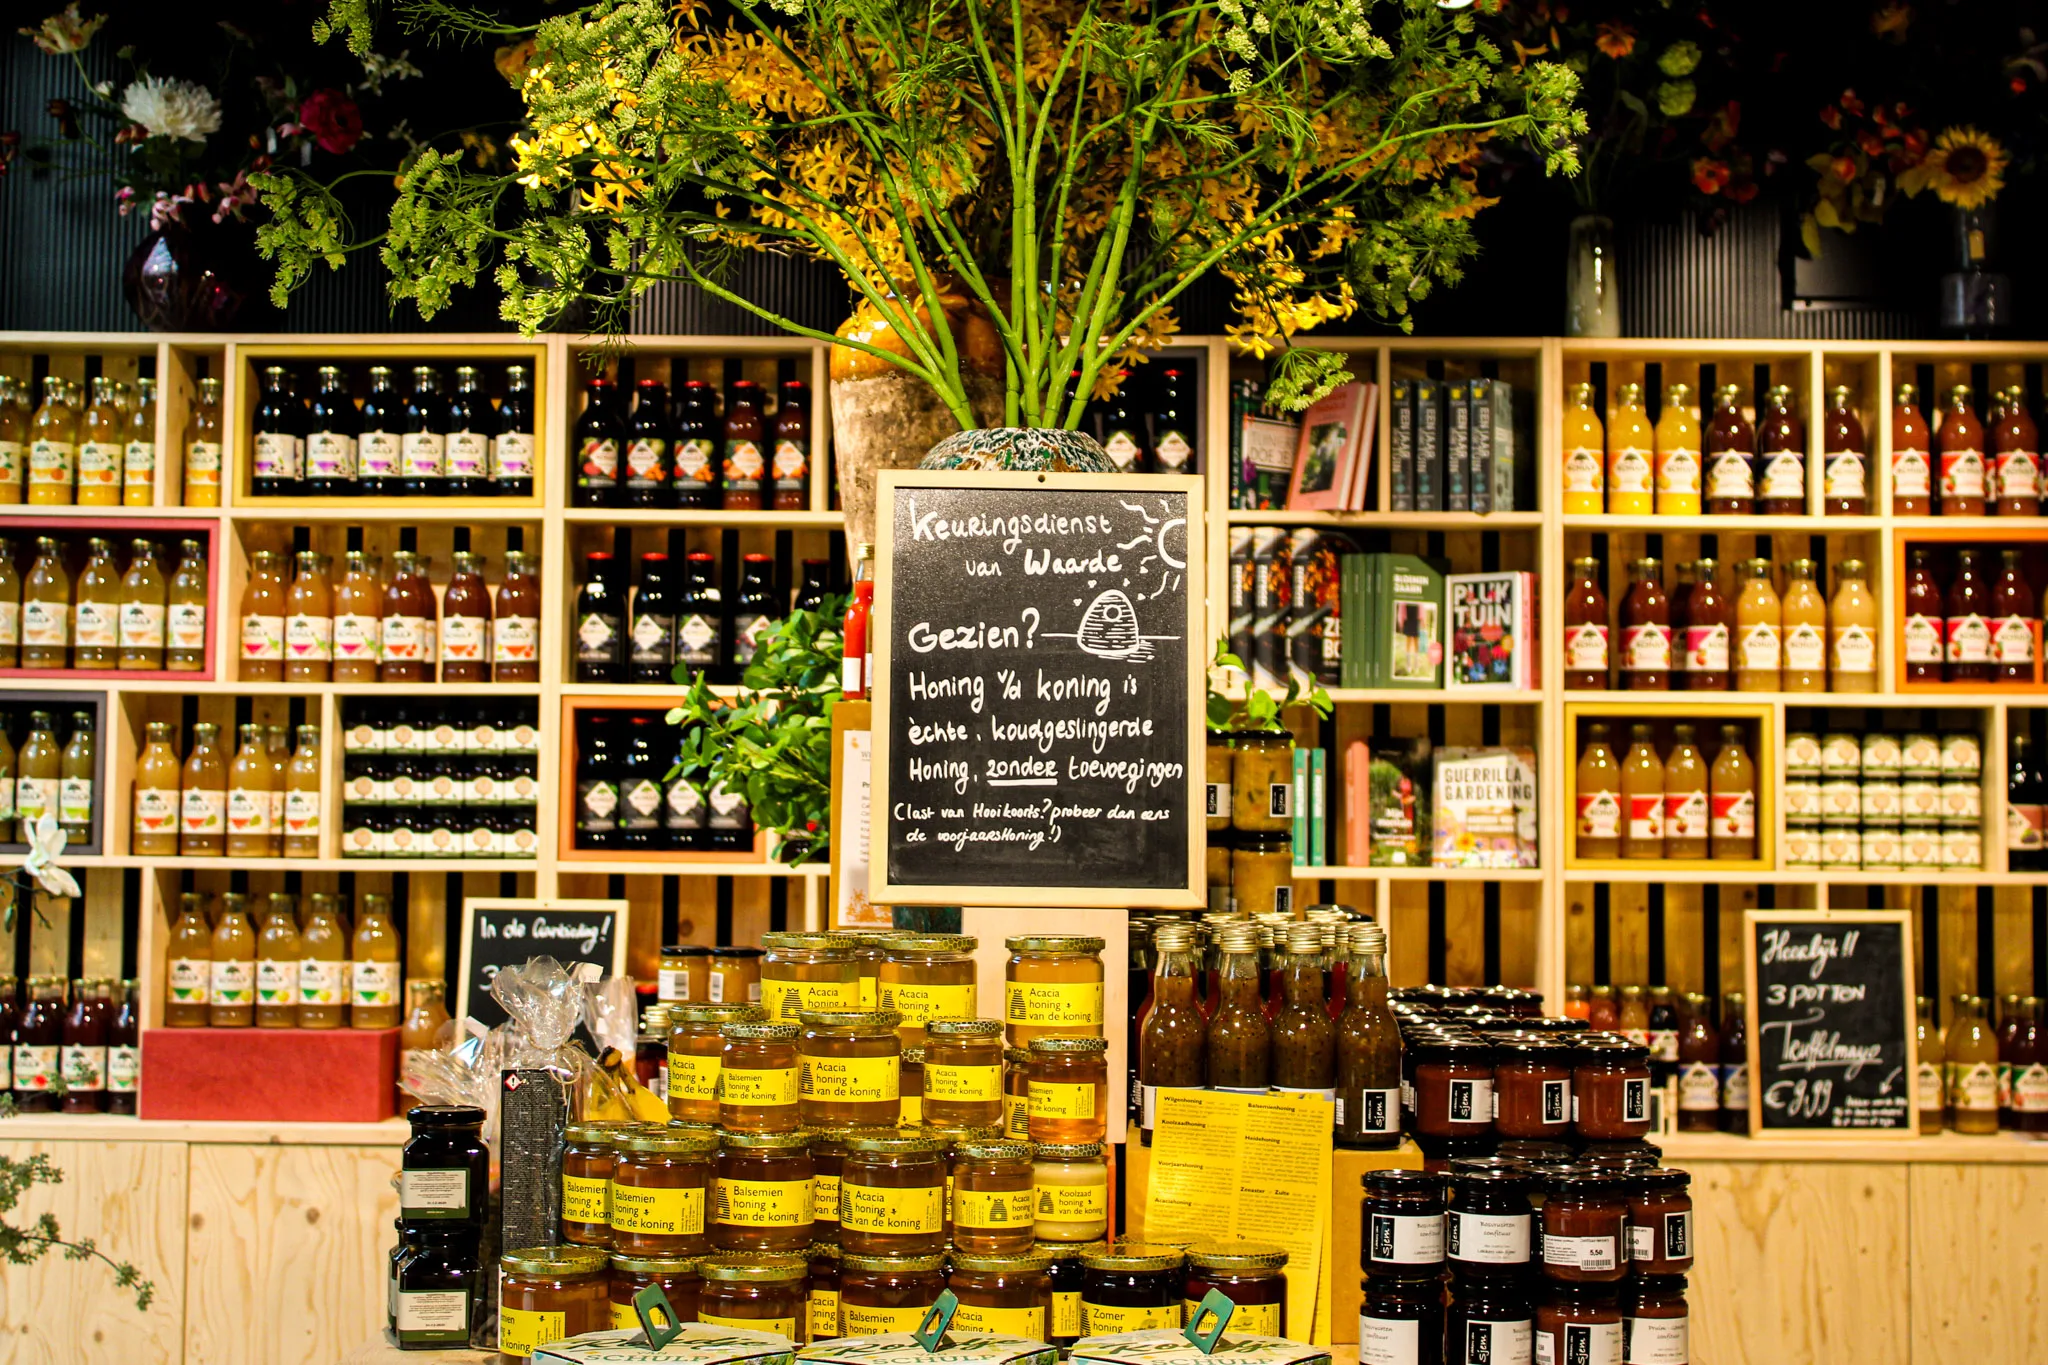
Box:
[870,470,1205,909]
[456,898,627,1029]
[1744,909,1919,1136]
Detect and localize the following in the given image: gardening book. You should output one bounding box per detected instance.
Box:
[1432,746,1540,868]
[1285,380,1374,512]
[1446,570,1537,691]
[1343,553,1446,689]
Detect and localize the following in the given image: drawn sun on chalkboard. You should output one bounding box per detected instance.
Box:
[1038,497,1185,662]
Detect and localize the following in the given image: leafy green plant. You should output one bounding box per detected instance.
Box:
[666,599,846,864]
[1205,637,1333,731]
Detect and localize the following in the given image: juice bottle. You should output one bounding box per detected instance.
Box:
[0,376,24,503]
[58,712,93,843]
[1755,384,1806,515]
[225,722,274,859]
[1617,984,1651,1045]
[167,538,208,673]
[352,893,403,1029]
[1680,557,1729,691]
[1562,381,1605,514]
[298,893,349,1029]
[1704,384,1755,515]
[722,380,767,511]
[440,551,492,683]
[1718,993,1750,1131]
[183,377,223,506]
[1564,556,1610,689]
[401,979,452,1105]
[1654,382,1701,516]
[75,377,122,506]
[1946,548,1994,683]
[131,720,181,856]
[123,375,156,507]
[255,893,303,1029]
[1734,558,1781,691]
[0,538,16,670]
[1821,385,1868,515]
[493,550,541,683]
[1677,993,1722,1131]
[1607,383,1653,516]
[1621,723,1665,860]
[265,725,289,856]
[1939,385,1986,516]
[27,376,76,506]
[164,893,212,1027]
[1992,548,2037,684]
[0,726,15,843]
[239,549,287,682]
[15,712,59,835]
[1992,386,2041,515]
[2012,999,2047,1133]
[772,378,811,512]
[283,550,333,682]
[1945,993,1999,1134]
[21,536,71,670]
[209,892,256,1027]
[178,720,227,856]
[1709,724,1756,860]
[57,977,106,1113]
[118,538,166,671]
[1996,994,2024,1125]
[333,550,384,683]
[1663,723,1709,859]
[1576,722,1622,858]
[379,551,433,684]
[1828,558,1879,693]
[1892,382,1931,515]
[1779,558,1828,693]
[1916,995,1946,1134]
[285,724,322,858]
[72,537,120,669]
[1619,557,1670,690]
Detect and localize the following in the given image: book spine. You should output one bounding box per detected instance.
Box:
[1227,526,1254,673]
[1345,740,1371,867]
[1293,747,1310,859]
[1493,382,1518,514]
[1415,381,1443,511]
[1445,380,1470,513]
[1229,379,1257,511]
[1520,570,1537,690]
[1389,380,1415,512]
[1468,378,1494,516]
[1310,747,1327,866]
[1250,525,1291,691]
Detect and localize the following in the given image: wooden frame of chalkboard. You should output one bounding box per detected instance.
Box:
[456,897,629,1029]
[1743,909,1921,1139]
[868,469,1207,909]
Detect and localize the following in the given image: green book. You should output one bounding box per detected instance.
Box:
[1375,553,1446,689]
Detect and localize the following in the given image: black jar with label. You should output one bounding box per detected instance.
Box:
[1361,1168,1446,1281]
[400,1105,490,1228]
[1444,1278,1534,1365]
[1359,1275,1445,1365]
[394,1224,484,1348]
[1078,1244,1185,1335]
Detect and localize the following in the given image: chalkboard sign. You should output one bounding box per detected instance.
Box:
[870,470,1205,909]
[1744,909,1920,1137]
[456,898,628,1030]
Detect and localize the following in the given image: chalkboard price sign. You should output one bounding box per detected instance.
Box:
[457,899,628,1029]
[1744,909,1920,1137]
[870,471,1205,909]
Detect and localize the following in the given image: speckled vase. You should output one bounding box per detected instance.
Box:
[918,426,1117,473]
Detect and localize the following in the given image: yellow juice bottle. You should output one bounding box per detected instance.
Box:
[1655,382,1702,516]
[1563,381,1605,514]
[1607,383,1653,516]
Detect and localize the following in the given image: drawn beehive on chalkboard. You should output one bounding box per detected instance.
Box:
[1075,589,1152,661]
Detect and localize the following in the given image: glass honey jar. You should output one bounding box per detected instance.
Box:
[708,947,764,1008]
[838,1132,947,1256]
[610,1128,717,1255]
[922,1018,1005,1127]
[951,1140,1036,1254]
[842,930,889,1008]
[719,1022,802,1134]
[1025,1036,1110,1143]
[1002,1048,1032,1140]
[712,1130,816,1253]
[878,934,978,1045]
[948,1249,1055,1339]
[1003,936,1107,1046]
[797,1009,903,1129]
[499,1245,610,1362]
[839,1252,947,1336]
[668,1004,764,1125]
[810,1129,859,1237]
[899,1046,925,1126]
[659,945,713,1005]
[807,1241,841,1341]
[696,1253,808,1339]
[761,932,861,1024]
[608,1252,703,1329]
[1031,1141,1109,1244]
[561,1120,635,1247]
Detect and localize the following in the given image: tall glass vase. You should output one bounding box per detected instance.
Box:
[1939,205,2012,338]
[1566,213,1621,338]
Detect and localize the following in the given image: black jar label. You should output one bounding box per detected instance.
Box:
[1623,1077,1648,1122]
[1542,1079,1568,1124]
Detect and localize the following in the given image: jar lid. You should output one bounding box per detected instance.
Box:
[661,945,713,958]
[610,1252,704,1275]
[1495,1140,1575,1163]
[1448,1161,1533,1190]
[1635,1167,1691,1192]
[902,1046,927,1065]
[810,1128,884,1152]
[798,1008,904,1031]
[1080,1244,1186,1272]
[763,931,859,951]
[407,1104,486,1127]
[1575,1040,1651,1066]
[1003,1047,1031,1065]
[1186,1240,1289,1270]
[1033,1141,1106,1162]
[1363,1168,1443,1195]
[565,1120,639,1143]
[673,1004,767,1025]
[925,1018,1003,1037]
[710,947,765,959]
[1546,1167,1628,1196]
[1579,1140,1663,1169]
[1482,1033,1577,1062]
[1413,1037,1492,1064]
[841,1253,948,1273]
[718,1130,815,1151]
[1027,1036,1108,1054]
[503,1246,609,1276]
[617,1130,720,1157]
[882,933,978,953]
[1229,729,1289,746]
[806,1242,841,1261]
[922,1122,1005,1144]
[958,1140,1034,1162]
[1006,935,1107,954]
[1236,831,1293,853]
[698,1253,809,1283]
[950,1249,1056,1273]
[844,1133,947,1154]
[1036,1239,1107,1261]
[723,1022,801,1042]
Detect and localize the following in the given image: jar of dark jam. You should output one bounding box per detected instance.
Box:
[1079,1243,1185,1334]
[1542,1169,1628,1284]
[1446,1165,1534,1279]
[1413,1038,1495,1138]
[1487,1036,1575,1140]
[839,1252,947,1335]
[1182,1241,1287,1337]
[1628,1169,1694,1275]
[1444,1278,1532,1365]
[402,1104,491,1226]
[1358,1275,1445,1365]
[1361,1168,1445,1280]
[1623,1274,1690,1365]
[1043,1239,1098,1349]
[1537,1284,1623,1365]
[1573,1042,1652,1140]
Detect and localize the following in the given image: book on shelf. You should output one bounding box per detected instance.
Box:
[1389,379,1416,513]
[1340,552,1446,689]
[1444,378,1471,513]
[1432,746,1540,869]
[1384,376,1526,513]
[1233,382,1299,511]
[1446,570,1537,691]
[1285,380,1377,512]
[1366,735,1431,866]
[1249,524,1292,691]
[1413,378,1444,512]
[1288,528,1361,688]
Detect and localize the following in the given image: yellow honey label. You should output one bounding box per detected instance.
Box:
[1003,1092,1030,1139]
[715,1176,813,1227]
[1185,1300,1280,1334]
[802,1053,900,1103]
[813,1173,841,1223]
[1028,1080,1096,1119]
[954,1185,1034,1230]
[1035,1180,1107,1223]
[1051,1292,1083,1339]
[700,1312,798,1338]
[859,976,878,1009]
[611,1182,706,1236]
[669,1050,721,1102]
[1084,1303,1180,1334]
[613,1300,643,1331]
[842,1303,932,1336]
[899,1094,923,1126]
[720,1064,799,1107]
[925,1062,1001,1101]
[953,1303,1047,1338]
[498,1307,567,1358]
[1005,980,1104,1029]
[809,1289,841,1340]
[765,976,862,1023]
[841,1182,945,1235]
[880,980,976,1024]
[562,1174,609,1225]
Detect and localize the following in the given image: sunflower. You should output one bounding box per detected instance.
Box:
[1916,126,2007,209]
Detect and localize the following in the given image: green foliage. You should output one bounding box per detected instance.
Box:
[1205,638,1333,732]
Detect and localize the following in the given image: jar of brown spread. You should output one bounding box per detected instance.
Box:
[1627,1168,1694,1275]
[1574,1041,1652,1140]
[1487,1034,1575,1140]
[1541,1168,1628,1284]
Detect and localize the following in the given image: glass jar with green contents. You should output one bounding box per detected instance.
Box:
[712,1130,816,1252]
[561,1120,635,1246]
[761,933,861,1023]
[948,1249,1055,1339]
[608,1252,702,1330]
[797,1009,902,1129]
[499,1246,610,1362]
[1003,936,1107,1047]
[696,1253,808,1339]
[611,1129,717,1255]
[879,934,978,1045]
[923,1018,1005,1127]
[839,1132,947,1256]
[1026,1036,1110,1142]
[1230,729,1293,833]
[1230,832,1294,918]
[839,1253,947,1336]
[1032,1141,1108,1243]
[669,1004,764,1125]
[951,1140,1036,1253]
[806,1242,841,1341]
[719,1022,801,1133]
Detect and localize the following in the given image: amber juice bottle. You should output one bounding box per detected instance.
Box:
[1606,383,1653,516]
[1709,725,1758,861]
[70,537,119,668]
[124,375,156,507]
[1993,386,2041,516]
[0,537,20,667]
[183,376,223,507]
[1946,993,1999,1134]
[1892,383,1931,515]
[1576,722,1622,859]
[256,894,303,1029]
[1335,922,1401,1150]
[1137,925,1206,1146]
[298,893,349,1029]
[1821,385,1868,515]
[118,538,166,671]
[239,550,287,683]
[224,722,274,859]
[1755,383,1806,515]
[1621,724,1664,860]
[131,720,180,857]
[1663,723,1709,860]
[178,721,227,856]
[1271,924,1335,1096]
[164,892,212,1027]
[1203,924,1269,1094]
[1916,995,1946,1134]
[209,892,257,1027]
[285,550,333,682]
[493,550,541,683]
[1703,383,1755,515]
[353,893,403,1028]
[284,724,322,858]
[379,551,433,684]
[1562,381,1605,514]
[1779,558,1828,693]
[1939,385,1986,516]
[333,550,383,682]
[167,538,208,672]
[0,377,24,503]
[76,378,122,507]
[440,551,492,683]
[21,536,71,670]
[27,376,76,506]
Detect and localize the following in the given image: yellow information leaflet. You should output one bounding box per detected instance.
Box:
[1144,1088,1332,1346]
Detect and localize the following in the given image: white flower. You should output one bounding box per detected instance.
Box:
[21,811,79,901]
[119,77,221,143]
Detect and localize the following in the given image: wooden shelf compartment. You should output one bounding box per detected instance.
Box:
[0,512,225,682]
[1562,698,1777,874]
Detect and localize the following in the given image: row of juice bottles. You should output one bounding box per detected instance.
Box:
[1574,721,1759,862]
[0,374,160,507]
[1564,555,1883,692]
[163,890,410,1029]
[238,545,541,683]
[1564,984,1748,1132]
[8,975,139,1113]
[0,709,97,843]
[132,721,322,859]
[3,535,209,672]
[1901,546,2044,684]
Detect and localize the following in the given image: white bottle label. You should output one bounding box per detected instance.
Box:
[1783,621,1825,671]
[493,616,538,664]
[22,599,67,648]
[1824,450,1866,499]
[285,614,334,662]
[257,958,301,1004]
[1995,616,2036,664]
[1577,789,1621,839]
[1360,1315,1421,1365]
[354,959,401,1008]
[227,786,272,835]
[1739,621,1780,671]
[1707,448,1754,500]
[381,615,425,661]
[58,776,92,827]
[74,599,118,649]
[299,959,346,1006]
[1610,448,1652,494]
[1679,1060,1720,1110]
[1656,447,1700,495]
[210,958,254,1006]
[1664,789,1708,841]
[253,432,299,480]
[334,613,381,660]
[447,432,489,478]
[1448,1210,1531,1264]
[441,615,487,661]
[180,787,226,835]
[1567,622,1609,672]
[107,1045,139,1092]
[1760,449,1805,500]
[134,786,179,835]
[241,613,285,661]
[402,431,445,478]
[60,1044,106,1090]
[1564,447,1603,493]
[185,440,222,486]
[307,431,356,479]
[360,431,401,478]
[285,788,322,836]
[168,958,209,1004]
[1543,1234,1618,1272]
[1621,623,1671,672]
[1833,623,1876,674]
[119,601,167,649]
[1625,1316,1689,1365]
[1892,448,1930,498]
[492,430,534,478]
[12,1045,57,1091]
[169,602,206,651]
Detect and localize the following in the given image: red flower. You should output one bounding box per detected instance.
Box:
[298,88,362,155]
[1819,104,1843,130]
[1726,178,1760,205]
[1840,89,1866,118]
[1830,155,1858,184]
[1857,131,1887,158]
[1692,158,1732,195]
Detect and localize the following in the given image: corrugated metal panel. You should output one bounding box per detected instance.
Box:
[631,253,850,336]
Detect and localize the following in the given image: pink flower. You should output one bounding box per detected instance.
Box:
[297,88,362,155]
